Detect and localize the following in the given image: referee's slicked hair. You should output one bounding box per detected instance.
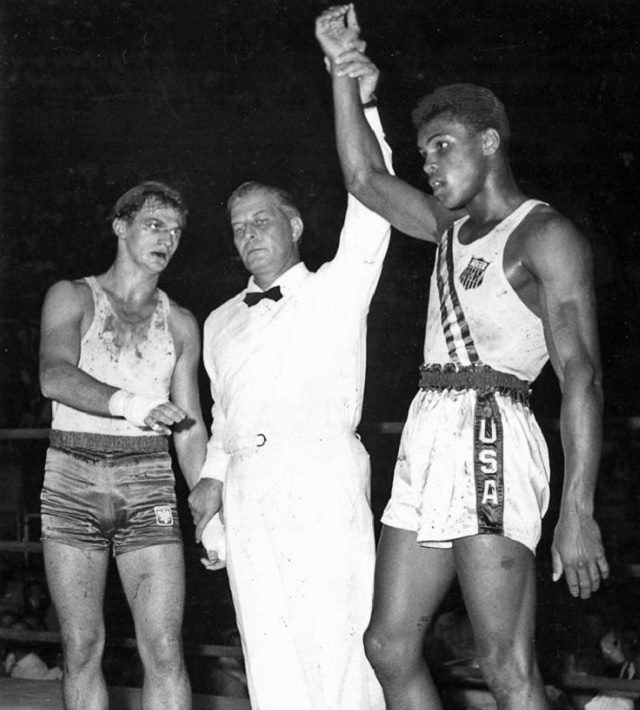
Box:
[111,181,188,224]
[227,182,301,221]
[412,84,510,146]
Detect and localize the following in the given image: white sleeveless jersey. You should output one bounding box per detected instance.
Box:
[51,276,176,436]
[423,199,549,382]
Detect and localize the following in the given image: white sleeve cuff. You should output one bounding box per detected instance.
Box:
[364,106,394,175]
[199,451,228,483]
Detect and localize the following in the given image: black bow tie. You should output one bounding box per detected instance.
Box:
[244,285,283,307]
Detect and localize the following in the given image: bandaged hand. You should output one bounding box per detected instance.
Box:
[109,389,174,429]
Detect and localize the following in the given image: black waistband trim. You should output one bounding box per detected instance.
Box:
[49,430,169,455]
[419,364,530,405]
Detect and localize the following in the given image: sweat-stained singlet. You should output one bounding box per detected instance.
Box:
[51,275,176,437]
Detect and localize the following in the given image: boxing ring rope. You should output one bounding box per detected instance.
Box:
[0,628,244,659]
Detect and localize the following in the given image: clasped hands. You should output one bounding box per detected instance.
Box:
[315,4,379,105]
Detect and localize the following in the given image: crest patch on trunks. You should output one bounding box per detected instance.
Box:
[460,257,490,289]
[154,505,173,526]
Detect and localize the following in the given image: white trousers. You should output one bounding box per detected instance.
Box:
[223,435,384,710]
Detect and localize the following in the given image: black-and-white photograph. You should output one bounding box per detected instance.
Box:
[0,1,639,708]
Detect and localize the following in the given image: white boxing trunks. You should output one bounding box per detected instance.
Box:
[381,367,550,553]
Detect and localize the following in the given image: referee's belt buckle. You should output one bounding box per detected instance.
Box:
[226,433,267,454]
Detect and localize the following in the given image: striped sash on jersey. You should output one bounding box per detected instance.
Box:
[435,227,504,535]
[435,227,480,365]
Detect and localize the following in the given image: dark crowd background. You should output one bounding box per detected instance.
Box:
[1,0,640,699]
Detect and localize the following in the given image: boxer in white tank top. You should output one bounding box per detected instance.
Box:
[423,199,548,379]
[382,199,552,553]
[38,182,207,710]
[51,275,176,437]
[318,10,609,709]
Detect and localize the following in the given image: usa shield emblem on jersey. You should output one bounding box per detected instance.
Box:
[154,505,173,526]
[460,257,490,289]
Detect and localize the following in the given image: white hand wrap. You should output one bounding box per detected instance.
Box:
[201,513,226,563]
[108,389,167,428]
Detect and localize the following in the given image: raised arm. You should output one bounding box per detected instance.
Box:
[315,4,454,241]
[524,215,609,598]
[168,306,208,490]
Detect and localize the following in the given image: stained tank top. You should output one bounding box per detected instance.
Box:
[51,276,176,436]
[423,199,549,382]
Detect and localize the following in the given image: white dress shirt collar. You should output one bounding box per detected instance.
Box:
[245,261,310,296]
